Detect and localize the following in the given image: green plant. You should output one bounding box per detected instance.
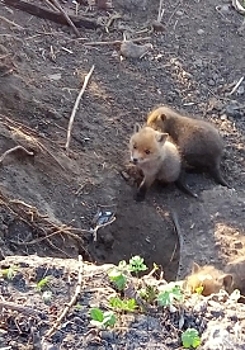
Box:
[90,308,116,328]
[36,276,50,292]
[109,297,137,312]
[157,283,183,307]
[181,328,201,348]
[128,256,148,274]
[108,260,128,290]
[139,285,158,303]
[1,265,18,280]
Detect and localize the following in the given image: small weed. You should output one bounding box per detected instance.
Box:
[181,328,201,348]
[75,303,83,311]
[1,265,18,280]
[157,283,183,307]
[108,260,128,290]
[109,296,137,312]
[139,285,158,303]
[90,308,116,328]
[36,276,50,292]
[128,256,148,274]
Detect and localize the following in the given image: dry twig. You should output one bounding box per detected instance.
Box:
[49,0,80,37]
[84,37,151,47]
[0,145,34,164]
[228,76,244,95]
[43,255,84,340]
[0,15,24,30]
[171,210,184,281]
[65,65,95,150]
[0,300,39,316]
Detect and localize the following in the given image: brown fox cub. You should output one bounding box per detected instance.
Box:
[129,124,196,201]
[184,258,245,298]
[146,105,230,188]
[184,262,233,296]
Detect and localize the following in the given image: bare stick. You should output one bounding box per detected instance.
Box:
[44,0,59,12]
[84,37,151,46]
[0,15,24,30]
[157,0,165,22]
[65,65,95,150]
[171,210,184,281]
[43,255,83,340]
[0,300,39,316]
[232,0,245,15]
[50,0,80,37]
[228,76,244,96]
[0,145,34,164]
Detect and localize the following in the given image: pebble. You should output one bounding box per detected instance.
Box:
[225,104,243,118]
[236,85,244,95]
[197,29,205,35]
[208,79,215,86]
[176,10,184,16]
[234,241,243,249]
[194,59,203,68]
[100,330,115,341]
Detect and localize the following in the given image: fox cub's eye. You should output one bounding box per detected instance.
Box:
[145,149,151,155]
[133,145,137,149]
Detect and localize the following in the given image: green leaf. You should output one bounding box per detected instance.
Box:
[36,276,50,291]
[181,328,201,348]
[157,284,183,306]
[102,311,116,327]
[157,291,172,306]
[1,265,18,280]
[90,308,104,322]
[109,297,137,312]
[128,255,148,273]
[108,268,127,290]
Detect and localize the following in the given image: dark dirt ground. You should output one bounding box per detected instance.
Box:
[0,0,245,347]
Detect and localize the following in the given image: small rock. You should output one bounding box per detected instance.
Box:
[217,4,231,14]
[225,104,243,118]
[176,10,184,16]
[197,29,205,35]
[100,330,114,341]
[194,59,203,68]
[234,241,243,249]
[208,79,215,86]
[236,85,244,95]
[193,301,208,313]
[120,41,153,59]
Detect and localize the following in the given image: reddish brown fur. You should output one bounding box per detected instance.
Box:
[146,105,230,188]
[184,262,233,297]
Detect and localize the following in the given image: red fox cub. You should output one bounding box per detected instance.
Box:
[184,259,245,299]
[129,123,196,201]
[184,262,233,296]
[146,105,230,188]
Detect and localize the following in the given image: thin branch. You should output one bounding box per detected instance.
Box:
[228,76,244,96]
[65,65,95,150]
[0,15,24,30]
[50,0,80,37]
[43,255,83,340]
[0,300,39,316]
[84,37,151,47]
[0,145,34,164]
[171,210,184,281]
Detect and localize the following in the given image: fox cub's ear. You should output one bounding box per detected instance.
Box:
[134,123,141,133]
[192,262,201,274]
[155,132,168,144]
[160,112,167,122]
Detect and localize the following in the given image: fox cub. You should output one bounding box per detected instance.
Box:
[146,105,230,188]
[129,124,195,201]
